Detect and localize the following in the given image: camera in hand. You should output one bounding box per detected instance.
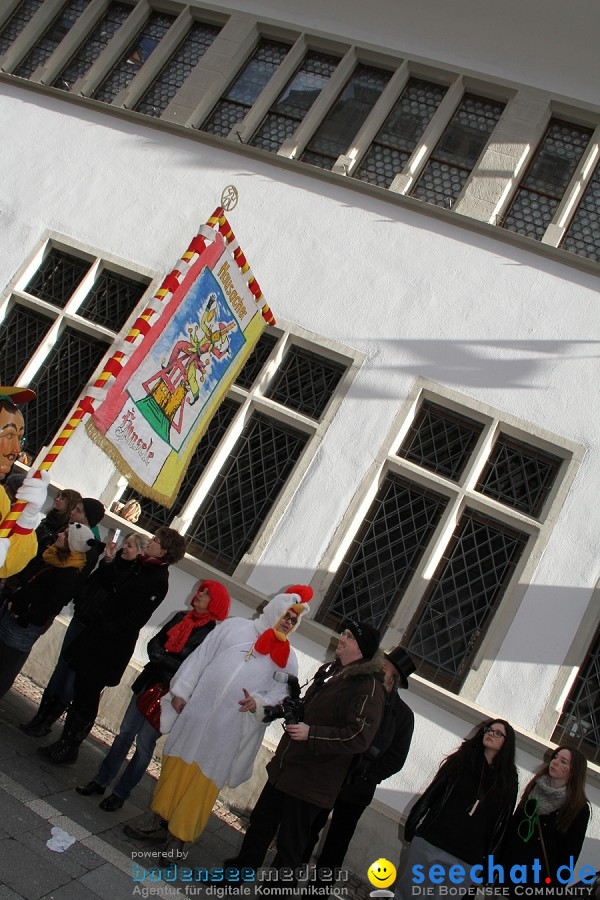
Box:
[262,672,304,724]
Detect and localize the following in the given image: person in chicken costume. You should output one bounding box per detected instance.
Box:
[124,584,312,856]
[0,387,50,578]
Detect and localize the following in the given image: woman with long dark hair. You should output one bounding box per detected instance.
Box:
[499,746,590,893]
[395,718,518,898]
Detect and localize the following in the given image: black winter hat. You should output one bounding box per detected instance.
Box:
[82,497,105,528]
[342,619,380,660]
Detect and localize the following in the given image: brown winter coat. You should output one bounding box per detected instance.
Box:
[266,651,386,808]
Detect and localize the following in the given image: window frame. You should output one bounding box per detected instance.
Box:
[313,378,584,700]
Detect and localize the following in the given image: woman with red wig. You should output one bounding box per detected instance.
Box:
[124,584,312,857]
[76,579,230,810]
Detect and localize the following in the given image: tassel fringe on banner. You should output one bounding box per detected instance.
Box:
[0,208,273,535]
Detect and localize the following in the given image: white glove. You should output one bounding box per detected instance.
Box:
[0,536,9,569]
[15,470,51,531]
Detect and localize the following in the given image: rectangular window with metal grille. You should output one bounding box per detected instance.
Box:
[404,510,528,692]
[502,119,593,241]
[561,159,600,263]
[1,243,150,458]
[317,393,565,693]
[200,39,291,138]
[0,0,45,57]
[14,0,91,79]
[134,20,221,118]
[301,64,392,171]
[476,433,562,518]
[249,50,340,154]
[552,626,600,764]
[92,11,176,104]
[353,77,448,189]
[410,93,505,209]
[184,412,309,574]
[317,474,449,632]
[52,2,132,92]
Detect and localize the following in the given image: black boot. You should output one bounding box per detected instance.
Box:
[37,709,94,765]
[20,692,69,737]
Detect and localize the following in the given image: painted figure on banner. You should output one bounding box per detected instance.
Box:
[86,215,270,507]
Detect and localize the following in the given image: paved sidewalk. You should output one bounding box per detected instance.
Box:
[0,680,370,900]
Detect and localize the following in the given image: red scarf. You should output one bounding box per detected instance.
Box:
[164,609,217,653]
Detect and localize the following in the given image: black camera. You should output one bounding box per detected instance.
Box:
[262,673,303,724]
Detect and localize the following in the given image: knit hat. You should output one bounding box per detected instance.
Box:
[67,522,94,553]
[384,646,416,689]
[82,498,105,528]
[341,619,380,660]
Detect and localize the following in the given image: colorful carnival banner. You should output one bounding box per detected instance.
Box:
[86,217,272,507]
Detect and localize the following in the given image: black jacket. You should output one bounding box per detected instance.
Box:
[500,799,590,878]
[131,612,217,694]
[338,689,414,806]
[9,563,83,627]
[66,556,169,686]
[405,754,518,861]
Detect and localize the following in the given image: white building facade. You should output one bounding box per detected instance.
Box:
[0,0,599,880]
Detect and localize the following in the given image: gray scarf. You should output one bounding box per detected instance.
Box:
[529,774,566,815]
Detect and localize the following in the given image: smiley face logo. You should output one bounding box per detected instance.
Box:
[367,858,397,889]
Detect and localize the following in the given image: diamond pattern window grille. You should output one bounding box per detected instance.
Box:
[404,510,528,692]
[14,0,90,79]
[134,21,221,117]
[502,120,593,241]
[0,0,44,57]
[354,78,448,189]
[120,397,240,534]
[552,626,600,764]
[26,325,108,455]
[476,433,562,518]
[562,159,600,262]
[52,2,131,92]
[398,401,484,481]
[185,412,308,574]
[234,330,278,390]
[24,248,90,308]
[264,345,346,420]
[250,51,339,154]
[76,269,148,331]
[201,39,290,137]
[0,305,52,386]
[301,64,392,171]
[92,11,175,104]
[316,474,449,632]
[411,94,505,208]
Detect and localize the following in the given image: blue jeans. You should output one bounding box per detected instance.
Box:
[95,693,160,800]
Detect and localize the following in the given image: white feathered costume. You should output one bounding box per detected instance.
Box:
[152,587,311,842]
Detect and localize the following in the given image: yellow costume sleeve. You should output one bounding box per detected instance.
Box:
[0,486,38,578]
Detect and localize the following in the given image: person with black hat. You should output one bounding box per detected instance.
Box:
[302,646,416,887]
[225,618,386,881]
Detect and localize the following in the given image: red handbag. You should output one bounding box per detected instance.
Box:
[136,682,168,731]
